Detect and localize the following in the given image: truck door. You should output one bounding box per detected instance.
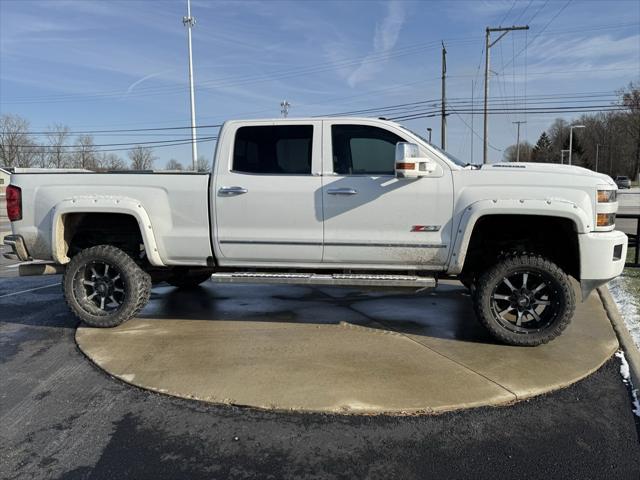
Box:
[321,121,453,268]
[213,121,323,264]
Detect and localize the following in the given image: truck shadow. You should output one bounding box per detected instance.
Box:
[141,282,498,345]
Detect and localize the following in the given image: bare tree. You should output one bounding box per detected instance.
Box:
[166,159,184,171]
[619,82,640,181]
[98,152,127,171]
[34,144,49,168]
[193,154,210,172]
[502,141,533,162]
[0,113,36,167]
[72,135,98,170]
[46,124,71,168]
[128,146,156,170]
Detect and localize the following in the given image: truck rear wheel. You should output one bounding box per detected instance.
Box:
[63,245,151,327]
[473,254,575,346]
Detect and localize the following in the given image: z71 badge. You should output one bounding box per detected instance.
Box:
[411,225,441,232]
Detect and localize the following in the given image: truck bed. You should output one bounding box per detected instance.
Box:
[8,172,213,266]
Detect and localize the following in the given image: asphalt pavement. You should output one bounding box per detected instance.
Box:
[1,275,639,479]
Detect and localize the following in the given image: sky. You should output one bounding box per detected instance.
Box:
[0,0,639,167]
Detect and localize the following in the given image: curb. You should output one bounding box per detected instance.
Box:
[597,286,640,384]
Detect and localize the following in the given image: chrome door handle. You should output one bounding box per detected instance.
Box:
[218,186,248,196]
[327,188,357,195]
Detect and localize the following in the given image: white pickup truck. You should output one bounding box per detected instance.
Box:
[4,117,627,345]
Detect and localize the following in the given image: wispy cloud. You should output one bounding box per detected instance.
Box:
[347,1,406,87]
[125,70,173,95]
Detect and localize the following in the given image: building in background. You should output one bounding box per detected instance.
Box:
[0,167,11,195]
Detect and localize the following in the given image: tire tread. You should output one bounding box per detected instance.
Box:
[473,253,575,346]
[63,245,151,327]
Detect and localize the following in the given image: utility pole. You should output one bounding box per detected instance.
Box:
[427,128,432,143]
[280,100,290,118]
[483,25,529,164]
[441,41,447,150]
[512,121,526,162]
[596,144,607,172]
[183,0,198,170]
[470,80,474,165]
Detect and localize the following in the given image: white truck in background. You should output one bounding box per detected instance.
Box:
[4,117,627,346]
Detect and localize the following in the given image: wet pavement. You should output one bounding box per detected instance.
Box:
[1,275,640,479]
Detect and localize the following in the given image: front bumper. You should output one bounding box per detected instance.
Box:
[578,230,627,299]
[3,234,31,261]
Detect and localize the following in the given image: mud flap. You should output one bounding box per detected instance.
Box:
[580,278,614,301]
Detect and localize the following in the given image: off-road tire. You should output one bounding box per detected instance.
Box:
[473,254,575,346]
[63,245,151,327]
[166,270,212,289]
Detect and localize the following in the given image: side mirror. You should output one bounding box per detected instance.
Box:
[395,142,436,178]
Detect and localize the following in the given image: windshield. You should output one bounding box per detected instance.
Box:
[396,125,469,167]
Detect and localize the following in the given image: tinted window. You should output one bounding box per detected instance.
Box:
[233,125,313,174]
[332,125,404,175]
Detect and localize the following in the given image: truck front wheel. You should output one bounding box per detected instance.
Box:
[63,245,152,327]
[473,254,575,346]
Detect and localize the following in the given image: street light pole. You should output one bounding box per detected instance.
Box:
[568,125,585,166]
[183,0,198,170]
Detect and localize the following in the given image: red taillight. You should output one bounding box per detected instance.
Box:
[6,185,22,222]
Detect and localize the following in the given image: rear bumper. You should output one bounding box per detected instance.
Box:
[3,234,31,261]
[578,230,627,298]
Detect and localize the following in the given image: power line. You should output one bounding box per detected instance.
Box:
[389,106,625,122]
[497,1,518,26]
[18,91,621,137]
[526,0,550,24]
[499,0,573,72]
[25,123,223,136]
[14,137,219,154]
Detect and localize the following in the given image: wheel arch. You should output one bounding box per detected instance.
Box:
[51,197,165,266]
[451,204,584,280]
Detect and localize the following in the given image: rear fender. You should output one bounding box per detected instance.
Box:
[51,196,165,266]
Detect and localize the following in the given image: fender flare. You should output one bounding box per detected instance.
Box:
[447,198,591,275]
[51,196,165,266]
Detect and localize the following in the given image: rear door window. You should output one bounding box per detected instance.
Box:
[233,125,313,174]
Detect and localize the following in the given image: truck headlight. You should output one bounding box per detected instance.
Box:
[597,189,617,203]
[597,213,616,227]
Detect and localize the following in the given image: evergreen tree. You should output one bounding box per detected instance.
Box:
[532,132,553,163]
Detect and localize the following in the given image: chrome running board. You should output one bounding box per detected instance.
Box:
[209,272,436,288]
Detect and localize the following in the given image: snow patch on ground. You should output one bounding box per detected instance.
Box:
[614,351,640,417]
[608,277,640,351]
